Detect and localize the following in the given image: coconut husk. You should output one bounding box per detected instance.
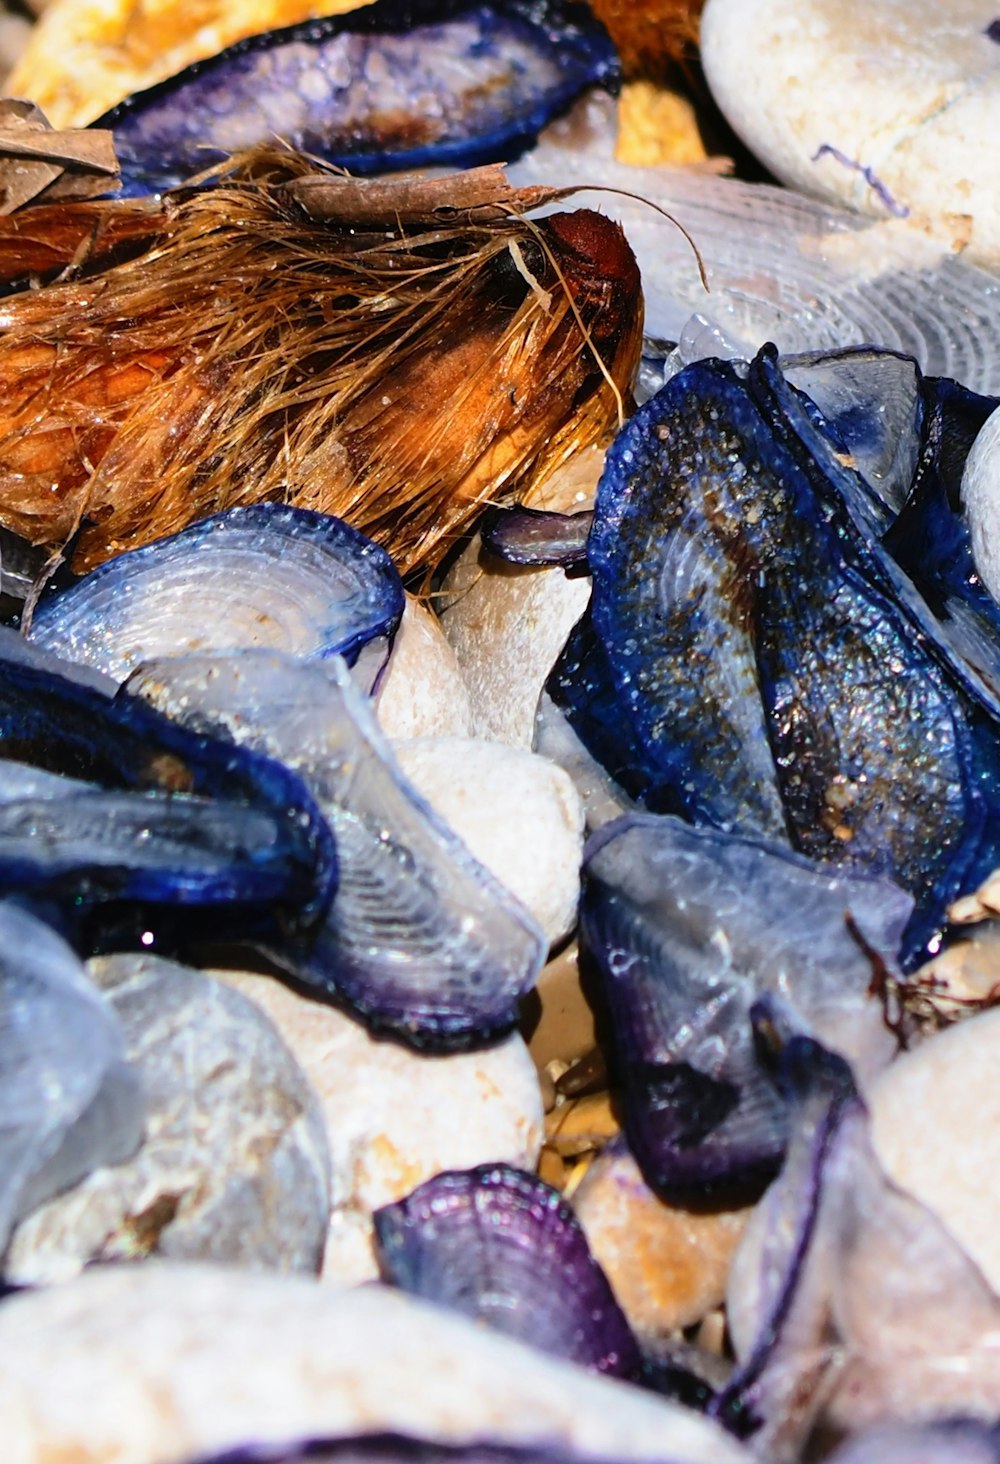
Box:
[587,0,703,80]
[0,149,644,579]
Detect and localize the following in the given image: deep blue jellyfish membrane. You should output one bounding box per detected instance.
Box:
[95,0,621,195]
[0,757,322,939]
[579,814,910,1204]
[125,650,545,1049]
[582,351,1000,964]
[882,376,1000,704]
[374,1164,643,1380]
[0,629,336,939]
[27,504,404,693]
[746,346,1000,718]
[0,901,143,1259]
[583,361,789,843]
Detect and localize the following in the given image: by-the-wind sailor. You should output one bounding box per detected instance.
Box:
[96,0,620,194]
[375,1164,642,1379]
[0,902,143,1257]
[28,504,404,691]
[717,1038,1000,1452]
[556,349,1000,964]
[126,651,545,1047]
[579,815,910,1203]
[0,629,336,933]
[0,757,320,941]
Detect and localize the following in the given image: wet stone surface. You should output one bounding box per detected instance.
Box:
[214,969,544,1286]
[4,954,331,1284]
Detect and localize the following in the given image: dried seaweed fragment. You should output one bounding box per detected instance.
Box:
[0,100,118,213]
[0,151,642,578]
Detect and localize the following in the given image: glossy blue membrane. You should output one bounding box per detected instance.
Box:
[778,346,925,526]
[0,632,337,931]
[125,651,545,1049]
[882,377,1000,704]
[96,0,620,194]
[561,350,1000,964]
[28,505,404,688]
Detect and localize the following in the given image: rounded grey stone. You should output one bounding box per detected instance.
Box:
[4,954,330,1283]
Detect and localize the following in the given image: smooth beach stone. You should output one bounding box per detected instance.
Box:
[439,451,599,748]
[0,1264,753,1464]
[525,941,598,1074]
[701,0,1000,267]
[4,955,330,1284]
[869,1007,1000,1295]
[212,970,544,1286]
[374,593,473,740]
[962,403,1000,605]
[392,736,585,948]
[572,1144,752,1338]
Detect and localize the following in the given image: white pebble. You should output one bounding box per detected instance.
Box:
[211,971,544,1285]
[375,592,473,739]
[438,450,599,748]
[393,736,585,947]
[701,0,1000,267]
[869,1006,1000,1295]
[0,1265,752,1464]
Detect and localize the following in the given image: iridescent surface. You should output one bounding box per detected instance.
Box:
[375,1164,641,1377]
[551,349,1000,964]
[98,0,620,193]
[0,632,336,933]
[28,505,404,687]
[128,651,545,1047]
[580,815,909,1201]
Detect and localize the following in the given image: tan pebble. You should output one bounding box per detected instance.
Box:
[869,1005,1000,1295]
[544,1091,620,1156]
[573,1144,752,1338]
[537,1146,569,1191]
[211,971,544,1285]
[375,593,473,740]
[392,736,584,948]
[440,552,592,749]
[616,81,713,168]
[525,941,598,1072]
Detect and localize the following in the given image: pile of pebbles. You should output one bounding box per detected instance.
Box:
[4,3,1000,1460]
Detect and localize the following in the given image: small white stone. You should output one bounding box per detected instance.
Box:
[869,1006,1000,1295]
[701,0,1000,268]
[211,971,544,1286]
[439,450,599,748]
[393,736,585,947]
[375,592,473,739]
[0,1264,751,1464]
[961,404,1000,606]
